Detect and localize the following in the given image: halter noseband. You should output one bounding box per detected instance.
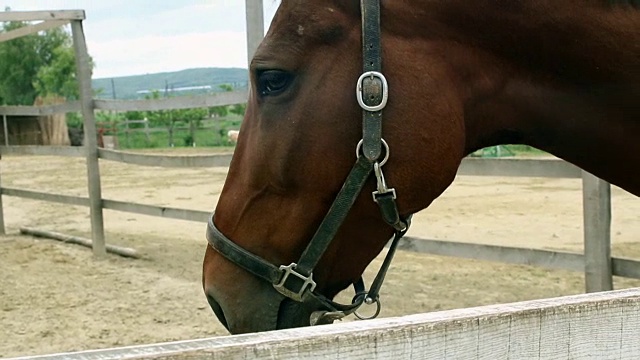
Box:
[206,0,411,326]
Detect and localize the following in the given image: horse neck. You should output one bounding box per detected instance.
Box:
[395,0,640,195]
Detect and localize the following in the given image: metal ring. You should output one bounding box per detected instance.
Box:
[354,296,381,320]
[355,138,390,166]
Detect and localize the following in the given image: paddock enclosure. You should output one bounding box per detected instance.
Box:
[1,4,639,359]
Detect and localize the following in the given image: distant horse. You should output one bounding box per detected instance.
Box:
[227,130,240,144]
[203,0,639,334]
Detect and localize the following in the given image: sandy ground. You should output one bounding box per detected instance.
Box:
[1,152,639,357]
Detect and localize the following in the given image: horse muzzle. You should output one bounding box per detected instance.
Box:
[205,286,327,333]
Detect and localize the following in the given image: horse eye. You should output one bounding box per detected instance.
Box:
[256,70,292,97]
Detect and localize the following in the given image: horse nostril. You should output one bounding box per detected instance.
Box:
[206,293,229,331]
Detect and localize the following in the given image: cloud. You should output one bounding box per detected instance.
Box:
[90,31,247,78]
[2,0,281,78]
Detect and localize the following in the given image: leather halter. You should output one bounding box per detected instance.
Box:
[206,0,411,326]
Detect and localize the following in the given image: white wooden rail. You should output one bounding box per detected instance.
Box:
[7,288,640,360]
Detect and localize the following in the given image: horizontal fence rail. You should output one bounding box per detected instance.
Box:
[102,200,209,223]
[0,10,85,22]
[458,158,583,178]
[394,237,640,280]
[0,92,246,117]
[98,149,233,168]
[93,91,248,112]
[0,20,70,43]
[1,187,90,207]
[0,145,85,157]
[8,288,640,360]
[0,187,209,223]
[0,102,81,116]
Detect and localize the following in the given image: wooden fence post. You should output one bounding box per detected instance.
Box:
[0,155,5,235]
[124,119,130,148]
[2,114,8,146]
[0,113,6,234]
[582,171,613,292]
[72,19,106,258]
[143,117,150,146]
[245,0,265,66]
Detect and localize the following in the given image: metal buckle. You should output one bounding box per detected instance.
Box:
[273,263,316,302]
[372,162,396,202]
[356,71,388,112]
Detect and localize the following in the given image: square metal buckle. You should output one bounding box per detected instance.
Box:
[372,188,397,203]
[273,263,316,302]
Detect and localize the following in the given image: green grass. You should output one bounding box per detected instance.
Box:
[108,115,243,150]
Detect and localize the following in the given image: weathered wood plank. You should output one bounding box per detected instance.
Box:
[0,101,81,116]
[2,114,8,146]
[612,258,640,281]
[397,237,585,272]
[20,227,140,259]
[102,199,209,223]
[245,0,264,66]
[0,20,69,43]
[0,10,85,22]
[0,145,85,157]
[93,91,247,112]
[458,158,582,178]
[0,161,4,235]
[98,149,233,168]
[72,20,106,258]
[582,171,613,292]
[1,187,89,206]
[7,288,639,360]
[397,237,640,280]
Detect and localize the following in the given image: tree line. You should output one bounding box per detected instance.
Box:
[1,9,247,148]
[0,8,81,106]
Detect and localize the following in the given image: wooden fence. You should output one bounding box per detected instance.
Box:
[6,288,640,359]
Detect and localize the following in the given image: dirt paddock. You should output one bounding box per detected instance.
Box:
[1,151,639,357]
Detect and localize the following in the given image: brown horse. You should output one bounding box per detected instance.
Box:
[203,0,640,334]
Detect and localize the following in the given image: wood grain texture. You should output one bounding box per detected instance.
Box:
[8,288,638,360]
[71,20,106,258]
[582,171,613,292]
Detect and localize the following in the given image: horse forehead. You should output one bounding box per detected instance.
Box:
[268,1,348,45]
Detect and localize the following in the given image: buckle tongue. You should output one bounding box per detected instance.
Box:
[273,263,316,302]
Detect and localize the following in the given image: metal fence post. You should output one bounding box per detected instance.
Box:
[582,171,613,292]
[71,19,106,258]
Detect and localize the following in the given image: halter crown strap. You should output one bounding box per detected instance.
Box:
[359,0,385,161]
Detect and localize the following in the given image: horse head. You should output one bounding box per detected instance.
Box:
[202,0,465,333]
[202,0,640,334]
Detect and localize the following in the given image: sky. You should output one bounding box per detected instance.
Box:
[2,1,280,79]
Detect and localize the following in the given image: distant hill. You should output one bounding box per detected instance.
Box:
[92,67,248,100]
